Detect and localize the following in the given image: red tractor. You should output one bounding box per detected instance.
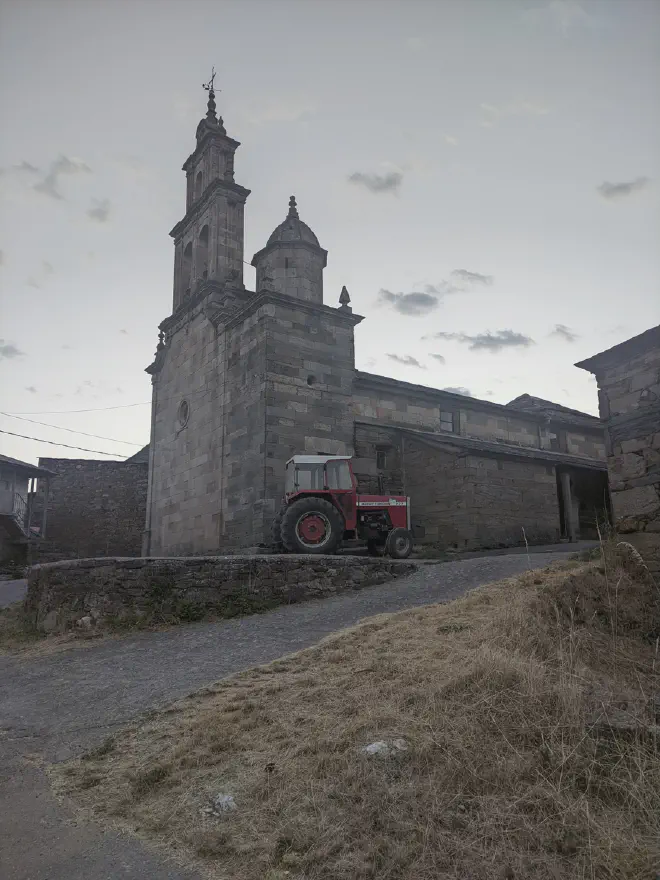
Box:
[272,455,414,558]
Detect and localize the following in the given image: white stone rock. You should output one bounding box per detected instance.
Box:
[362,741,390,757]
[211,793,237,813]
[77,615,93,629]
[391,738,409,752]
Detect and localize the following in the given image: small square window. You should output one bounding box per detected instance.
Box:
[439,411,454,432]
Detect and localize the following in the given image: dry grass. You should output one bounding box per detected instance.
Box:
[53,547,660,880]
[0,602,107,657]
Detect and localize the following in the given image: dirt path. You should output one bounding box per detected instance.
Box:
[0,549,583,880]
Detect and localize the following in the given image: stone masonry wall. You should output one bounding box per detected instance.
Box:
[404,439,560,549]
[352,378,604,459]
[352,424,561,549]
[37,458,148,559]
[148,305,225,557]
[262,298,360,543]
[595,342,660,571]
[26,555,417,633]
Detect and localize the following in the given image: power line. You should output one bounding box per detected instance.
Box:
[0,428,128,458]
[4,401,152,415]
[0,413,143,446]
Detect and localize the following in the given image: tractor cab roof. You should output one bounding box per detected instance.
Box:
[286,454,351,466]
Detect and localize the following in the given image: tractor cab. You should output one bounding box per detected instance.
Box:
[284,455,354,497]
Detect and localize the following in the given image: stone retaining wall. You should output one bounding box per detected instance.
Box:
[25,555,417,633]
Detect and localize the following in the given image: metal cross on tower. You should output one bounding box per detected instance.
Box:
[203,67,217,95]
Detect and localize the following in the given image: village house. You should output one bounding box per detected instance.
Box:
[576,325,660,571]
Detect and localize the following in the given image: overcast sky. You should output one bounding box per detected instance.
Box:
[1,0,658,465]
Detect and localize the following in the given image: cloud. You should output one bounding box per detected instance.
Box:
[387,354,426,369]
[443,386,472,396]
[443,134,459,146]
[451,269,493,286]
[348,171,403,194]
[0,250,4,267]
[378,288,441,316]
[87,198,111,222]
[597,177,650,200]
[61,344,75,350]
[120,329,128,335]
[426,329,535,352]
[25,385,37,394]
[42,260,54,274]
[429,354,446,364]
[478,100,550,127]
[551,323,579,342]
[33,155,91,200]
[27,277,40,289]
[378,268,493,316]
[14,160,39,174]
[522,1,598,34]
[0,339,25,360]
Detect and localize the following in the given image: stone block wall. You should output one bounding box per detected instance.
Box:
[147,304,226,557]
[25,555,417,633]
[261,297,360,541]
[588,337,660,571]
[352,425,561,549]
[403,439,560,549]
[36,458,148,559]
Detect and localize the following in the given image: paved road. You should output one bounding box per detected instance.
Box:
[0,548,583,880]
[0,578,28,609]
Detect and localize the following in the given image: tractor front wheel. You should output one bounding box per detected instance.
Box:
[280,497,344,555]
[386,528,414,559]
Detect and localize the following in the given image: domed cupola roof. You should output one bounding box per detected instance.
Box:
[266,196,320,247]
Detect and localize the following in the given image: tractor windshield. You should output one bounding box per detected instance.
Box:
[293,463,325,491]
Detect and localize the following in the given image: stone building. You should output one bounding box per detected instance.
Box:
[143,85,609,556]
[34,446,148,561]
[576,325,660,571]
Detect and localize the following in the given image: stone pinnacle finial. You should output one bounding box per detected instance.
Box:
[156,330,165,351]
[288,195,299,219]
[338,285,352,312]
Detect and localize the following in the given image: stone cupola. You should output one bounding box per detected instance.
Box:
[251,196,328,304]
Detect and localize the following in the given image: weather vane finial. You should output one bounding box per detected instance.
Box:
[203,67,217,95]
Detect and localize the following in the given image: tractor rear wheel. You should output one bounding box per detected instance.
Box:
[280,496,344,555]
[386,527,414,559]
[271,502,288,553]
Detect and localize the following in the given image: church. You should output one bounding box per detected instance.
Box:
[141,83,609,557]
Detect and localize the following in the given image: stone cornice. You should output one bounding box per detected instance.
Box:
[158,280,250,336]
[225,290,364,332]
[575,325,660,374]
[251,239,328,269]
[169,178,251,240]
[182,131,241,172]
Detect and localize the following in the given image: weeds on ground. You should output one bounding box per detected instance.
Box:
[54,541,660,879]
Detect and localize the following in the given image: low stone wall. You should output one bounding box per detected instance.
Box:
[25,555,417,633]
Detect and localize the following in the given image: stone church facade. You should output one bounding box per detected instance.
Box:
[142,87,609,557]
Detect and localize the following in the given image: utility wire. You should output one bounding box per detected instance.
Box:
[0,413,143,446]
[4,401,152,415]
[0,428,129,458]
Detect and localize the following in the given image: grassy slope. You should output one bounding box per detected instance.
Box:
[54,551,660,880]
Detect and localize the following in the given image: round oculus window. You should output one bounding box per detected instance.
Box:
[177,399,190,429]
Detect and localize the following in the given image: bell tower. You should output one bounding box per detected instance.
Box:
[169,69,250,312]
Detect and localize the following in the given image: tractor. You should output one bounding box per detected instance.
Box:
[272,455,414,558]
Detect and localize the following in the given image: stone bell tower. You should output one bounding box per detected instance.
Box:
[169,71,250,311]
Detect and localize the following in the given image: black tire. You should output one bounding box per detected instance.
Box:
[280,496,344,555]
[367,538,386,557]
[387,528,414,559]
[271,502,287,553]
